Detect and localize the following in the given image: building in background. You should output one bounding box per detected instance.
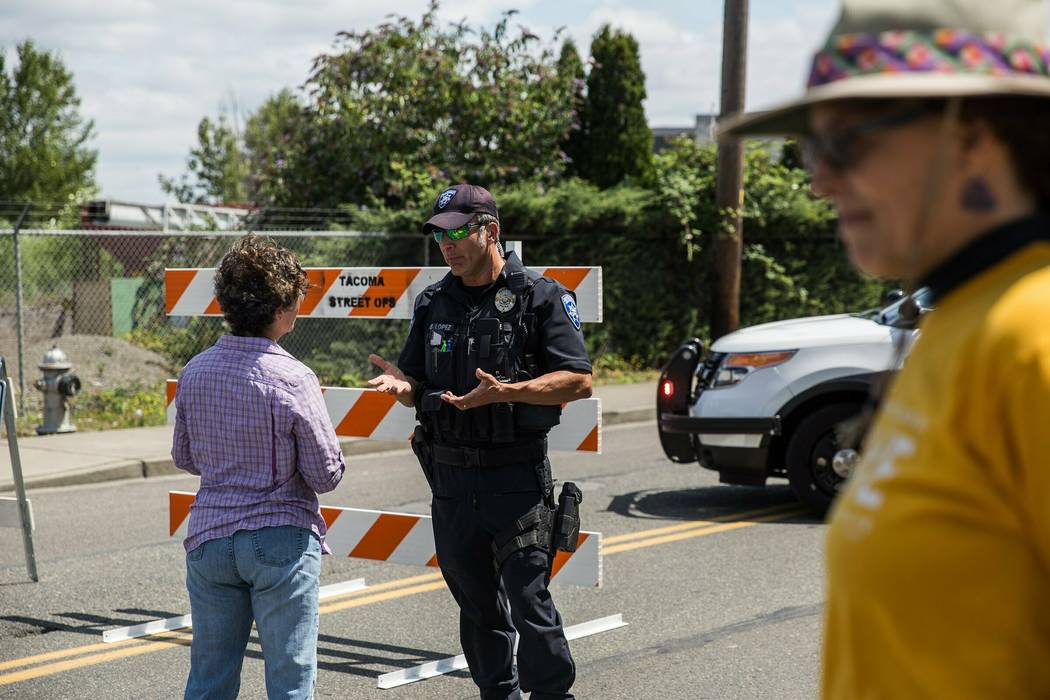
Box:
[651,114,718,151]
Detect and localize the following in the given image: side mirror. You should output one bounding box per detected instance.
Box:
[896,294,931,328]
[883,288,905,305]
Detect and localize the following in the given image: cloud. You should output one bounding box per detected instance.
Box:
[1,0,834,202]
[567,7,723,124]
[565,2,836,125]
[1,1,443,201]
[747,4,838,109]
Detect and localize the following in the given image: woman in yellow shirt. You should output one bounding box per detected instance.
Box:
[724,0,1050,696]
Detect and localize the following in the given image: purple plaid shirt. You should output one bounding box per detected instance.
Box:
[171,334,345,553]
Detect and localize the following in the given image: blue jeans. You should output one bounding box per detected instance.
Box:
[184,526,322,700]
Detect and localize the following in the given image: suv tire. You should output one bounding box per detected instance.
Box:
[786,402,861,516]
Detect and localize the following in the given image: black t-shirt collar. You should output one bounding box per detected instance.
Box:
[919,214,1050,302]
[442,252,522,306]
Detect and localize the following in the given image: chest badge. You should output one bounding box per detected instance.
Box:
[495,287,517,313]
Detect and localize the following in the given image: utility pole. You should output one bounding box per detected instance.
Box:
[711,0,748,339]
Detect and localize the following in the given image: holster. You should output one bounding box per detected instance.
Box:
[410,425,435,491]
[491,503,554,574]
[552,482,583,553]
[490,479,584,577]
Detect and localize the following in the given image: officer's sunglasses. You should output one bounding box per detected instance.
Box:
[432,222,482,244]
[801,107,932,174]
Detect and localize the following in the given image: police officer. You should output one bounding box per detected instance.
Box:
[368,184,590,700]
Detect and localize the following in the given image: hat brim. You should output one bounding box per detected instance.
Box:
[719,73,1050,137]
[422,211,473,234]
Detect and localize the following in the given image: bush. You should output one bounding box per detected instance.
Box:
[14,382,169,435]
[128,144,885,377]
[128,320,224,370]
[74,382,167,430]
[351,143,888,368]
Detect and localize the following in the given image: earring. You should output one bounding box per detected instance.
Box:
[961,177,997,212]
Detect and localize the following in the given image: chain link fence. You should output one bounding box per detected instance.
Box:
[0,201,435,431]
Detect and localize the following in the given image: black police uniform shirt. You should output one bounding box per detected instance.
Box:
[398,252,591,446]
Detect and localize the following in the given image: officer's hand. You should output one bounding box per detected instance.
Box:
[441,368,504,410]
[367,354,414,406]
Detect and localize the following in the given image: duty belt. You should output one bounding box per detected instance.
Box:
[431,441,545,468]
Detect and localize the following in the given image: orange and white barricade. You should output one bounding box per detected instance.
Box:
[169,491,602,587]
[164,266,602,322]
[165,380,601,453]
[134,257,622,674]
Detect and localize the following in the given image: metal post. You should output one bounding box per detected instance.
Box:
[12,203,30,415]
[711,0,748,340]
[423,235,430,266]
[1,358,38,581]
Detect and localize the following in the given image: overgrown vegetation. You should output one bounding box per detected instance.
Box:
[13,382,166,436]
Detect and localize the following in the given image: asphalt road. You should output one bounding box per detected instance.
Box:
[0,421,827,699]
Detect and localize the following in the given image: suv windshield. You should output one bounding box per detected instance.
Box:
[853,287,933,327]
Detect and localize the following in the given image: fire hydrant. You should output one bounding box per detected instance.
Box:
[34,346,81,435]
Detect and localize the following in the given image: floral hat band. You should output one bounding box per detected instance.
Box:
[718,1,1050,137]
[809,29,1050,88]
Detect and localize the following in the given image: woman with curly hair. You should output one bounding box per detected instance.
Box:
[172,234,345,699]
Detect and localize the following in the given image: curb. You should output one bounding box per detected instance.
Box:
[0,407,655,492]
[602,406,654,426]
[0,460,148,492]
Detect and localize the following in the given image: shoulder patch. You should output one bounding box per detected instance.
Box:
[561,293,581,331]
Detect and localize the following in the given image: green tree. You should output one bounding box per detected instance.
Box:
[354,138,882,368]
[557,38,587,175]
[243,89,304,206]
[160,90,305,206]
[0,40,96,207]
[166,3,574,211]
[159,113,248,204]
[575,25,652,188]
[295,1,573,210]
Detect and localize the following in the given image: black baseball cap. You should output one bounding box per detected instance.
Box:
[422,184,499,234]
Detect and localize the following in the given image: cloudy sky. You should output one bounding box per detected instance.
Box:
[2,0,838,204]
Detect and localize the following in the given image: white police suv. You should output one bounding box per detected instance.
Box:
[656,290,930,513]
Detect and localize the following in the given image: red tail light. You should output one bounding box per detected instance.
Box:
[661,380,674,398]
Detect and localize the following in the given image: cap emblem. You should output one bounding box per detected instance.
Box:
[437,188,457,209]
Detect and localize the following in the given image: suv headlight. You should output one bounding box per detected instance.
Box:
[712,350,797,387]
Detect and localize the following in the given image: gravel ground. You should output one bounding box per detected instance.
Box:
[5,334,171,415]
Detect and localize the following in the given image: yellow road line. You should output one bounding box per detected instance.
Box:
[604,508,807,555]
[0,505,804,685]
[0,632,192,686]
[0,641,139,673]
[324,571,444,601]
[319,581,449,615]
[0,628,188,672]
[603,503,801,545]
[0,572,447,680]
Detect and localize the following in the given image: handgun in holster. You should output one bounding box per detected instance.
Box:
[410,424,435,491]
[552,482,583,553]
[490,482,584,577]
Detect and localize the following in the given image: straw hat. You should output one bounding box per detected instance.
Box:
[721,0,1050,136]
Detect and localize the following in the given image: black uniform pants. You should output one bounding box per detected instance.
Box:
[430,459,576,700]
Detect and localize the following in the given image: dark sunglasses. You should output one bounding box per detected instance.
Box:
[432,222,483,244]
[802,108,932,174]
